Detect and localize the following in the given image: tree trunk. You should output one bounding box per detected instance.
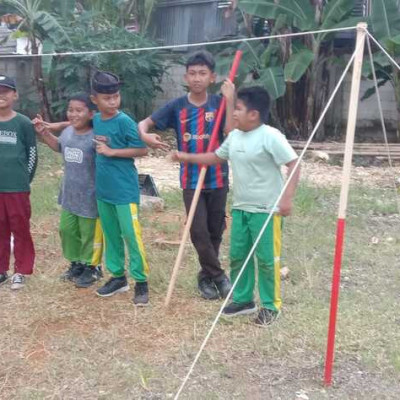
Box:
[31,38,52,121]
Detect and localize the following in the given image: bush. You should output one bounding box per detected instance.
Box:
[49,21,167,121]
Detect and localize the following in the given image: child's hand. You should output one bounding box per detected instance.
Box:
[278,197,293,216]
[142,132,170,151]
[221,78,235,102]
[169,150,186,163]
[32,114,49,136]
[95,142,115,157]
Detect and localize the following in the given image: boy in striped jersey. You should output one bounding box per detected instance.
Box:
[139,51,235,300]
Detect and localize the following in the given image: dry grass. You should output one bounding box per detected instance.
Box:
[1,145,400,399]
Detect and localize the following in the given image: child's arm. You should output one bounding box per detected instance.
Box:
[32,115,61,152]
[26,123,38,183]
[138,117,170,150]
[221,79,236,134]
[170,150,224,166]
[95,141,148,158]
[279,159,300,216]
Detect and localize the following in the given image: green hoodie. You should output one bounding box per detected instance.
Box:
[0,113,37,192]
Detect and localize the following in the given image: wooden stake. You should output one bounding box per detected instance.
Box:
[164,50,243,308]
[324,22,367,386]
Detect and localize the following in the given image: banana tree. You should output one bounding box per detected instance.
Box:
[237,0,363,138]
[2,0,71,120]
[362,0,400,140]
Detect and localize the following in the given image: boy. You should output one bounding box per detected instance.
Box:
[33,95,103,288]
[0,75,38,290]
[90,71,150,305]
[171,86,300,326]
[138,51,234,300]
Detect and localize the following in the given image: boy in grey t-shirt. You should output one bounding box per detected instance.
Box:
[34,94,103,288]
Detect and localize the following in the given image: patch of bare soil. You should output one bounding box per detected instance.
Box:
[137,156,400,190]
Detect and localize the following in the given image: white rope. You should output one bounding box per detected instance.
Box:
[366,36,400,214]
[365,30,400,72]
[0,26,358,59]
[173,35,365,400]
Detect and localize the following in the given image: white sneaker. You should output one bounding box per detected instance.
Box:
[10,273,25,290]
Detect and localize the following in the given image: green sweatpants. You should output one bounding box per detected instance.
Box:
[230,210,282,312]
[97,200,149,282]
[59,210,103,266]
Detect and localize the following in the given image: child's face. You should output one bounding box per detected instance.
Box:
[233,99,259,131]
[184,65,216,95]
[67,100,93,130]
[0,86,17,110]
[91,92,120,117]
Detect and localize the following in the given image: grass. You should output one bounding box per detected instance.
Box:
[0,144,400,399]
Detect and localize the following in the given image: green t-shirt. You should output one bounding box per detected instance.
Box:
[215,124,297,213]
[94,111,146,205]
[0,113,37,193]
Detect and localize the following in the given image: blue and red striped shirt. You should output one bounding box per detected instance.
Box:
[151,94,229,190]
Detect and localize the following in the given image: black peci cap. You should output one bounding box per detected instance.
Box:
[91,71,120,94]
[0,75,16,91]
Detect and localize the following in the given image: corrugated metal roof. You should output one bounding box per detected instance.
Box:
[152,0,236,47]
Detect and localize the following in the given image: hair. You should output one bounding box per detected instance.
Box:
[186,50,216,72]
[236,86,271,124]
[68,93,96,110]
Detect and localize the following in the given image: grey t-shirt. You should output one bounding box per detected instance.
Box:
[58,126,98,218]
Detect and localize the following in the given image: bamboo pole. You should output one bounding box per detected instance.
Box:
[164,50,243,308]
[324,22,367,386]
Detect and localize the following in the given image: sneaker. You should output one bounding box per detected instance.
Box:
[133,281,149,306]
[60,262,84,281]
[198,278,219,300]
[96,276,129,297]
[10,273,25,290]
[75,265,103,288]
[254,308,281,327]
[0,272,8,285]
[222,301,257,317]
[214,275,232,299]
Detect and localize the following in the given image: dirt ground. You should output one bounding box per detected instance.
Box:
[136,155,400,191]
[1,148,400,399]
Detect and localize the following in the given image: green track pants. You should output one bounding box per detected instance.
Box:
[59,210,103,266]
[230,210,282,312]
[97,200,149,282]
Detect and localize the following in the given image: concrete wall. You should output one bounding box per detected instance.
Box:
[326,61,398,141]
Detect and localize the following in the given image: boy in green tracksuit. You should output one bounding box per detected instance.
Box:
[90,71,150,306]
[172,86,300,326]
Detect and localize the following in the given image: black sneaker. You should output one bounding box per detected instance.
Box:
[222,301,257,317]
[96,276,129,297]
[133,281,149,306]
[254,308,281,327]
[75,265,103,288]
[214,275,232,299]
[0,272,8,285]
[198,278,219,300]
[60,262,84,281]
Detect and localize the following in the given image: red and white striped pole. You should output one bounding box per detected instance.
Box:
[324,22,367,386]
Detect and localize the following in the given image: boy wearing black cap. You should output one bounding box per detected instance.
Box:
[90,71,150,305]
[0,75,38,290]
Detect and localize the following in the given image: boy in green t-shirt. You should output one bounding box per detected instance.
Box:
[171,86,300,326]
[90,71,150,306]
[0,75,37,290]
